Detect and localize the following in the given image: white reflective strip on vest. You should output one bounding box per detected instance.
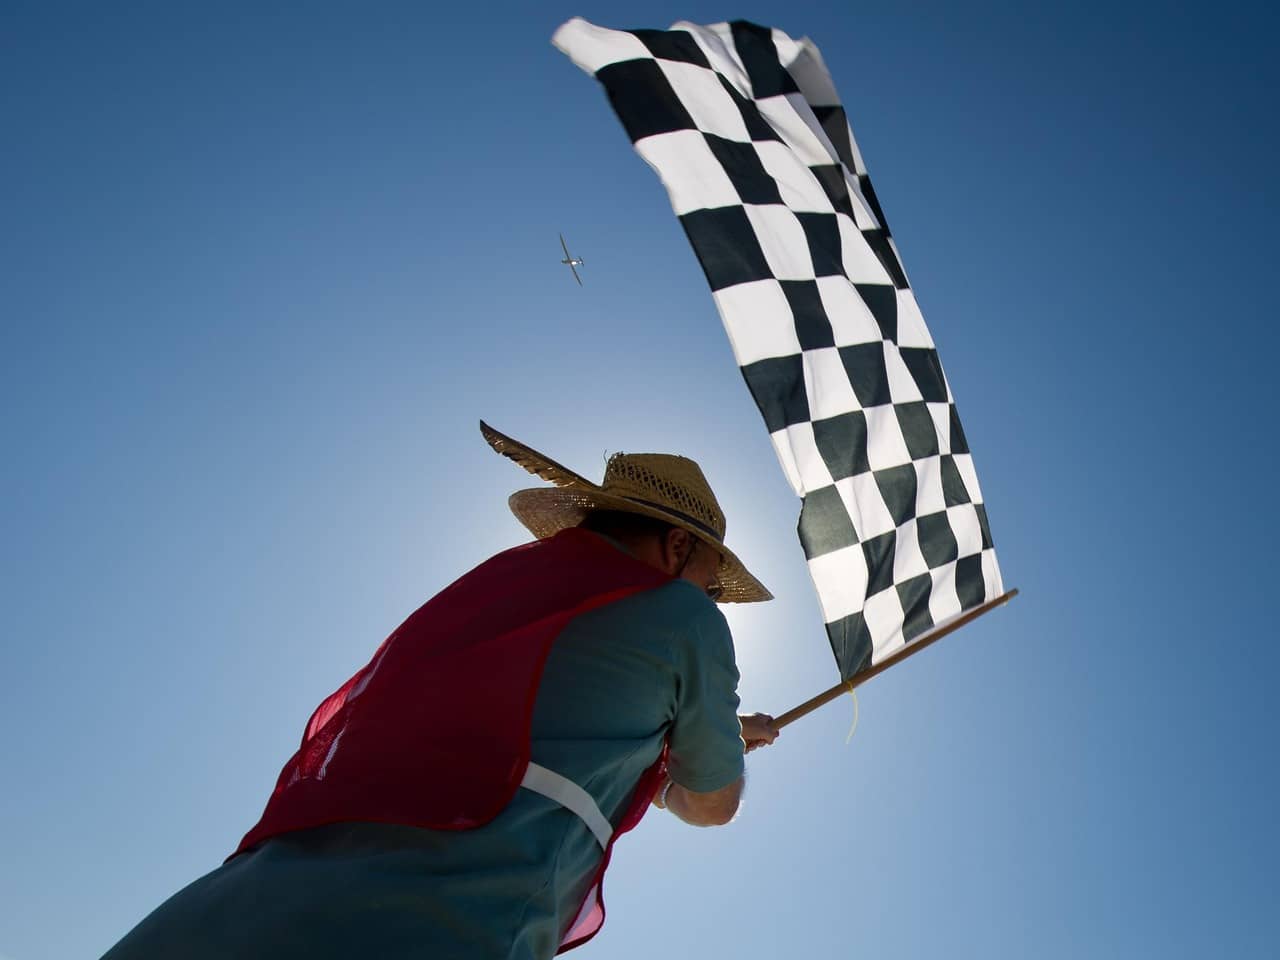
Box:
[519,761,614,849]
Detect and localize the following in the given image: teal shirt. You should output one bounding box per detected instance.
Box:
[103,569,745,960]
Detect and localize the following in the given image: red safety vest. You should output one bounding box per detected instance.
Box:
[232,528,674,952]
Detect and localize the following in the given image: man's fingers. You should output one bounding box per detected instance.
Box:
[740,713,780,753]
[741,714,779,753]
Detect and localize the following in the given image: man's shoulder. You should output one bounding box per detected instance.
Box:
[593,579,730,646]
[637,577,721,614]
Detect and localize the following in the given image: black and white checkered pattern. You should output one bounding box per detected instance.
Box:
[555,18,1003,679]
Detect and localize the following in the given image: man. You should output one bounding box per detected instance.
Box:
[102,423,778,959]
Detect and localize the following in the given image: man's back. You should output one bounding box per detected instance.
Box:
[103,558,744,960]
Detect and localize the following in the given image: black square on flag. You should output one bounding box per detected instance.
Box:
[809,164,856,220]
[812,105,858,174]
[895,402,940,460]
[955,553,986,609]
[717,75,780,142]
[901,347,948,404]
[704,135,784,206]
[975,502,994,550]
[862,228,908,290]
[854,283,897,343]
[798,484,858,559]
[874,464,917,527]
[948,404,970,455]
[679,206,774,290]
[598,59,697,141]
[940,455,972,506]
[916,511,959,569]
[856,174,889,233]
[896,573,935,642]
[861,531,897,597]
[812,411,870,480]
[796,213,844,278]
[827,611,873,679]
[838,343,891,408]
[783,280,834,350]
[633,29,711,66]
[740,354,810,432]
[729,21,800,98]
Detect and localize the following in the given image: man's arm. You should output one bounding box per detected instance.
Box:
[661,593,781,826]
[657,713,777,825]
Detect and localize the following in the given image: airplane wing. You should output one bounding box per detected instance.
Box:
[569,261,582,285]
[560,233,572,259]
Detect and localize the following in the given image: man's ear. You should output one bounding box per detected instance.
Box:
[661,528,691,572]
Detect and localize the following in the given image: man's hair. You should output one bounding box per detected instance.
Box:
[578,510,677,542]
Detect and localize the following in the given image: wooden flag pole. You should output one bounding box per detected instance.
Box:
[773,589,1019,730]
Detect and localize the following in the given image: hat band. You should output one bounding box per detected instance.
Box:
[618,495,722,541]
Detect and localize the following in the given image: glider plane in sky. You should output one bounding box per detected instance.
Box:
[559,233,584,286]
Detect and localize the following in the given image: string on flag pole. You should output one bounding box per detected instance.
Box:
[844,680,859,745]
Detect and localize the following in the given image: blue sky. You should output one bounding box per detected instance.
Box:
[2,2,1277,958]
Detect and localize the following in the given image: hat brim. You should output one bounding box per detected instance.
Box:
[509,485,773,604]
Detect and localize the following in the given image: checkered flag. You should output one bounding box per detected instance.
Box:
[554,18,1004,680]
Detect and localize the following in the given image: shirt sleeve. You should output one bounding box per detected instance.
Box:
[666,596,745,793]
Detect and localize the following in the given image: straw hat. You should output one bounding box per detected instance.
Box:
[481,421,772,603]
